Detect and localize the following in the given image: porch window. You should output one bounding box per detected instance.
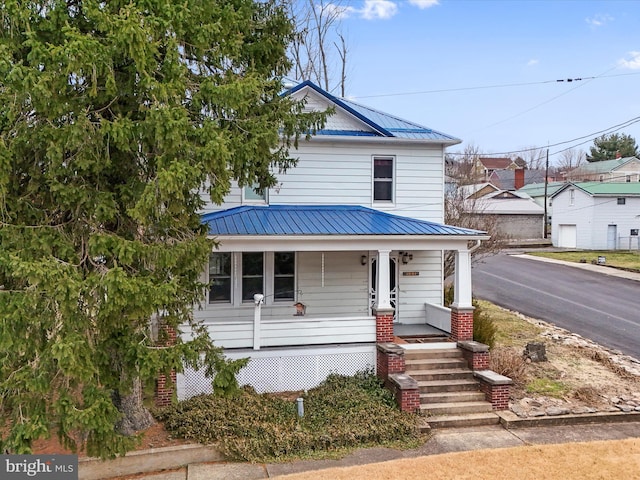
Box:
[274,252,295,301]
[242,252,264,302]
[209,253,231,303]
[373,157,394,203]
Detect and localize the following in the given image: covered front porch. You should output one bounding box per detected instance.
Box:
[174,205,488,399]
[196,205,487,349]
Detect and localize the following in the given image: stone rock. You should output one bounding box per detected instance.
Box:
[529,409,546,417]
[635,406,640,412]
[571,406,592,414]
[616,405,634,412]
[610,397,621,404]
[523,342,547,362]
[546,407,570,416]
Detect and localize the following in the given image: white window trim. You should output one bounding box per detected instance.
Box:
[372,155,396,206]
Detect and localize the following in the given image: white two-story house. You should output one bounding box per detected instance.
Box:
[177,81,488,399]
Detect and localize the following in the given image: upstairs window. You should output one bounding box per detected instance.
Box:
[569,189,575,206]
[243,183,268,203]
[274,252,295,301]
[373,156,394,203]
[209,253,231,303]
[617,197,626,205]
[242,252,264,302]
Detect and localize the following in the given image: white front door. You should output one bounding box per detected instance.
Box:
[369,255,399,322]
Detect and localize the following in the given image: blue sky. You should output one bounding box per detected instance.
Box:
[330,0,640,164]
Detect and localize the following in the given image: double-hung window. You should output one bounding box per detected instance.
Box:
[208,253,231,303]
[274,252,295,301]
[242,252,264,302]
[373,156,394,203]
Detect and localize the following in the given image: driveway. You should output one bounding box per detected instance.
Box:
[471,253,640,358]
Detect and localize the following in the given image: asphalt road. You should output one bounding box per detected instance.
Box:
[471,253,640,358]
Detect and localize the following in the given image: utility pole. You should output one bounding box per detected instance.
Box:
[543,148,549,238]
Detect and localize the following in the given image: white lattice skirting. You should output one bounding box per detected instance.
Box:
[177,344,376,400]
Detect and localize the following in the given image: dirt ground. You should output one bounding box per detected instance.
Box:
[271,438,640,480]
[499,312,640,417]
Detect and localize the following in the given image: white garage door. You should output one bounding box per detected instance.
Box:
[558,224,577,248]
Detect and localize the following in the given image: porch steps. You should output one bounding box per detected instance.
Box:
[403,346,499,429]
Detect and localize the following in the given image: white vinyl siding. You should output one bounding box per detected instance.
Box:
[199,142,446,222]
[395,251,443,324]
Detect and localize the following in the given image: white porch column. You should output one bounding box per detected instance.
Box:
[375,249,392,310]
[452,248,473,309]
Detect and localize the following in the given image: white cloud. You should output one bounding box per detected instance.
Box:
[618,51,640,70]
[322,3,356,20]
[527,59,539,67]
[360,0,398,20]
[585,13,613,27]
[408,0,439,8]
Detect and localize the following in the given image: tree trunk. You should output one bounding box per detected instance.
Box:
[113,377,154,436]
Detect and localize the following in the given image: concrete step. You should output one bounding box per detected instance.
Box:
[408,368,474,382]
[421,412,500,430]
[420,391,486,404]
[417,379,482,393]
[404,348,463,361]
[405,357,468,370]
[420,401,494,416]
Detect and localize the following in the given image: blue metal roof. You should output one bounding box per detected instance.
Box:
[202,205,484,236]
[286,81,460,143]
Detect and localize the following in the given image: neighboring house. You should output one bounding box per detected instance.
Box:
[489,169,546,191]
[565,157,640,183]
[177,81,488,399]
[550,182,640,249]
[462,188,545,240]
[472,157,520,180]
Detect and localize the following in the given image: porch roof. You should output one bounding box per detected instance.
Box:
[202,205,484,236]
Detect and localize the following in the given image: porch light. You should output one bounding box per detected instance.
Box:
[361,255,368,266]
[401,252,413,264]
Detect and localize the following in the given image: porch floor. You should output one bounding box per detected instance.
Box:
[393,323,449,342]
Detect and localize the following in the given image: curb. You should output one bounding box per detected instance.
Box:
[79,444,225,480]
[497,410,640,429]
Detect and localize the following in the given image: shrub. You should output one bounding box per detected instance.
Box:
[489,347,527,385]
[444,286,497,348]
[156,370,420,462]
[472,300,497,348]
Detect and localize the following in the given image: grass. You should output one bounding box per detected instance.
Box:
[528,250,640,271]
[475,300,543,349]
[525,377,570,398]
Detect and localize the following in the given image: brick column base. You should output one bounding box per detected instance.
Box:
[458,340,490,370]
[155,324,178,407]
[374,308,395,343]
[388,373,420,413]
[155,371,177,407]
[450,306,474,342]
[376,343,406,382]
[474,370,513,411]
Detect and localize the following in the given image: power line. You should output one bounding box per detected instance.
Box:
[447,114,640,158]
[352,72,640,99]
